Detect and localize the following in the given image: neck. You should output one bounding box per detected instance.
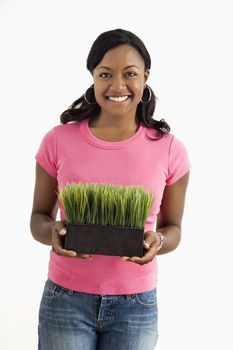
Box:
[89,114,140,133]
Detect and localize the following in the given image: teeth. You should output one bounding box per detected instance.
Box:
[107,96,129,102]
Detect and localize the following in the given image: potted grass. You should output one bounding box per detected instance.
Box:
[58,182,154,257]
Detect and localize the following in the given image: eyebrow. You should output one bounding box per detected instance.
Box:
[96,65,140,70]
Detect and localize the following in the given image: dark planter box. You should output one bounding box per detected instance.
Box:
[64,223,144,257]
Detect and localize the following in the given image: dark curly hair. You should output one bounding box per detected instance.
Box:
[60,28,170,139]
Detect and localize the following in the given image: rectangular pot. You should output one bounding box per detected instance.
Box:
[64,223,144,257]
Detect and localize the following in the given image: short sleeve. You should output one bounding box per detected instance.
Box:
[35,127,57,178]
[166,135,191,186]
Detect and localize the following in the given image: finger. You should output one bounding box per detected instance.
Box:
[54,241,92,259]
[128,247,157,265]
[56,222,67,236]
[53,225,92,259]
[53,240,77,257]
[144,232,159,249]
[77,254,92,260]
[143,241,150,249]
[52,230,76,257]
[56,247,77,257]
[120,256,130,261]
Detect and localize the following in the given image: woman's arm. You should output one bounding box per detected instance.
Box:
[30,162,58,245]
[30,162,91,259]
[121,171,190,264]
[155,171,190,255]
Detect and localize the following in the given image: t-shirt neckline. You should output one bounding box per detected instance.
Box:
[79,118,144,149]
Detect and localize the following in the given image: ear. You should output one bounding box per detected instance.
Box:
[144,69,150,86]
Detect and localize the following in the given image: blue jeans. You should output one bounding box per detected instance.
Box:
[38,278,158,350]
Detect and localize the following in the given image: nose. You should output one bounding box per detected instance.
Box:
[110,75,126,92]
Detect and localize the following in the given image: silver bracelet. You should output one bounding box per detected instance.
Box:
[156,231,164,251]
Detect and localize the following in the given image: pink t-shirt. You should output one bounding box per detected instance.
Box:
[35,117,190,295]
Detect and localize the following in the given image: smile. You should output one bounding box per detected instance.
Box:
[106,96,129,102]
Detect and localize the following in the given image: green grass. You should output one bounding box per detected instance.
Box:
[58,182,154,229]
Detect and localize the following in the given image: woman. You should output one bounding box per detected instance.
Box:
[30,28,190,350]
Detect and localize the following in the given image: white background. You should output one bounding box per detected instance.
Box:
[0,0,232,349]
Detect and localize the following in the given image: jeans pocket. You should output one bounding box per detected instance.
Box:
[42,278,64,301]
[134,288,157,307]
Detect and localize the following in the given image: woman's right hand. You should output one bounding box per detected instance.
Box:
[51,221,92,260]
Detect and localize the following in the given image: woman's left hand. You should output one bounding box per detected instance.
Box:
[120,231,160,265]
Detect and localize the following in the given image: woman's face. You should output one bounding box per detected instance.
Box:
[92,44,149,119]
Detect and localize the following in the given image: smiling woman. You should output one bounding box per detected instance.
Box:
[30,28,190,350]
[60,29,170,137]
[92,45,149,124]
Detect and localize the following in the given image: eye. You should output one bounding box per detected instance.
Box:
[125,71,137,78]
[99,73,111,78]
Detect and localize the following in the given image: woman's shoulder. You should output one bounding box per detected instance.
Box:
[38,122,81,147]
[55,121,80,131]
[47,121,81,136]
[144,127,189,158]
[145,125,187,144]
[144,126,174,143]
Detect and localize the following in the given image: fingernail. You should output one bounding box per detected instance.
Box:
[144,242,149,248]
[60,229,66,235]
